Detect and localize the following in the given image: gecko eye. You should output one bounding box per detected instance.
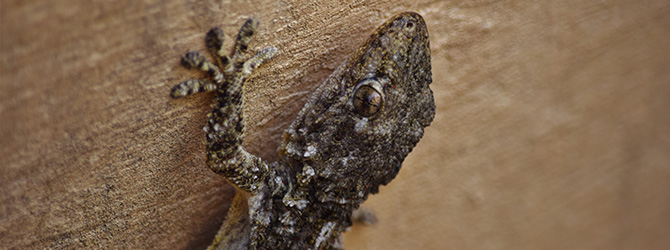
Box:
[353,83,383,117]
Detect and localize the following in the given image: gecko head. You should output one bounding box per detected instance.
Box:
[279,12,435,204]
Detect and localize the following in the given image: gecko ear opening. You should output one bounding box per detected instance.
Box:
[352,79,384,117]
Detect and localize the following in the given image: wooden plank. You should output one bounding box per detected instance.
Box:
[2,0,669,249]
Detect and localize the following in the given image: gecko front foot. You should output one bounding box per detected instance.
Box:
[170,18,277,193]
[170,18,276,99]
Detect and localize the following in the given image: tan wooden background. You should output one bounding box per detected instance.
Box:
[2,0,669,249]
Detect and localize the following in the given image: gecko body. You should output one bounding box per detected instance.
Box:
[170,12,434,250]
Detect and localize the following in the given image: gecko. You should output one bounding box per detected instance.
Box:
[169,12,435,250]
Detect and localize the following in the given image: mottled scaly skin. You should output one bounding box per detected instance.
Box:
[169,12,435,250]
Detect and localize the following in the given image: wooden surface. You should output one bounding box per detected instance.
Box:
[2,0,669,249]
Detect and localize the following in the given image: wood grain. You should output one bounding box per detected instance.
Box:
[2,0,669,249]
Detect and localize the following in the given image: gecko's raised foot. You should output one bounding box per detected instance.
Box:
[169,18,275,99]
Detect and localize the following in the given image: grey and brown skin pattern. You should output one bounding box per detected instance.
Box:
[169,12,435,250]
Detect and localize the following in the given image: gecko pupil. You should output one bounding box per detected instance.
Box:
[353,85,382,117]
